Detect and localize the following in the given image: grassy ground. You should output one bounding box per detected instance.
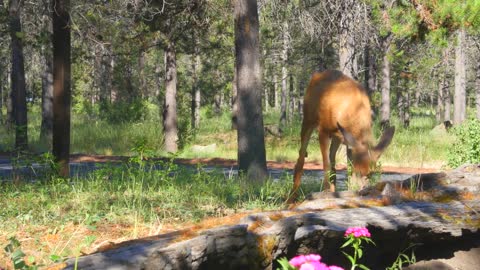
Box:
[0,105,454,268]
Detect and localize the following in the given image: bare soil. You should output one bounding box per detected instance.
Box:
[69,153,439,174]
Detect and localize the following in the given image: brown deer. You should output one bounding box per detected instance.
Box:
[289,70,395,201]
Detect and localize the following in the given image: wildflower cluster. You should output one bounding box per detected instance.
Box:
[277,254,343,270]
[341,227,375,270]
[344,227,371,238]
[277,227,375,270]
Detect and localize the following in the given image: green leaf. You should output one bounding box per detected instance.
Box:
[276,257,295,270]
[358,263,370,270]
[357,248,363,259]
[49,254,62,263]
[342,251,355,265]
[341,237,354,248]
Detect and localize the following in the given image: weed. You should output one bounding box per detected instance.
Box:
[386,243,419,270]
[447,118,480,168]
[4,237,39,270]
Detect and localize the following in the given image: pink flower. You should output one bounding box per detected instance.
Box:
[289,254,328,270]
[299,261,329,270]
[328,266,344,270]
[344,227,371,238]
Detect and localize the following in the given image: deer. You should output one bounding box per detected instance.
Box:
[288,70,395,202]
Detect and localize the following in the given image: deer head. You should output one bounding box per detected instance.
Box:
[337,122,395,184]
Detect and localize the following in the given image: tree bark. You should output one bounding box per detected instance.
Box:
[234,0,267,182]
[436,71,445,123]
[231,59,238,130]
[191,36,201,129]
[163,40,178,153]
[273,72,279,110]
[404,87,410,128]
[138,50,147,99]
[445,78,451,122]
[52,0,71,177]
[279,20,288,131]
[6,68,13,129]
[40,45,53,148]
[380,37,392,127]
[9,0,28,150]
[364,45,376,98]
[454,29,466,125]
[288,73,295,121]
[338,4,358,79]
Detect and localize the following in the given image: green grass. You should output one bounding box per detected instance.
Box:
[0,104,457,267]
[0,104,454,168]
[1,158,314,268]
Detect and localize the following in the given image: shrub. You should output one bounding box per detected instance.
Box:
[447,119,480,168]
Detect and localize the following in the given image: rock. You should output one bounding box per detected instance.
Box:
[55,166,480,270]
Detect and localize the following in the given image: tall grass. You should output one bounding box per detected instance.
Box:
[0,104,455,267]
[0,104,453,168]
[0,158,307,267]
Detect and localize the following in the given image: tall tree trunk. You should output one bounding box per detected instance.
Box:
[264,81,269,112]
[100,45,113,106]
[138,50,147,99]
[214,93,221,114]
[273,72,279,110]
[288,73,295,121]
[163,40,178,153]
[454,29,466,125]
[364,45,377,99]
[380,37,392,127]
[234,0,267,182]
[9,0,28,150]
[52,0,71,177]
[6,69,13,129]
[279,21,288,132]
[414,90,420,108]
[398,85,404,124]
[404,87,410,128]
[40,45,53,147]
[154,53,162,99]
[110,56,117,102]
[445,79,451,122]
[191,34,201,129]
[436,71,445,123]
[339,31,357,79]
[231,59,238,130]
[338,5,357,79]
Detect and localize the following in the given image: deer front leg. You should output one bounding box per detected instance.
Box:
[328,137,341,192]
[319,133,332,191]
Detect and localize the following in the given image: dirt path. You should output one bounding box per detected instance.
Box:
[69,153,440,174]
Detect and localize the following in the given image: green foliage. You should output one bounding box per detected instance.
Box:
[447,119,480,168]
[4,237,38,270]
[276,257,297,270]
[386,244,418,270]
[100,99,148,124]
[0,159,301,232]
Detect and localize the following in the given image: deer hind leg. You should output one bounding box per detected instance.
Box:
[288,125,315,202]
[328,137,341,192]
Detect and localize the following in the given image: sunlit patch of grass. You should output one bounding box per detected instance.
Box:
[0,159,317,267]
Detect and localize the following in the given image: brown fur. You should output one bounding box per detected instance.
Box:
[288,70,395,202]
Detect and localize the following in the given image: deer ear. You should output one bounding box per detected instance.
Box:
[337,122,357,147]
[372,126,395,159]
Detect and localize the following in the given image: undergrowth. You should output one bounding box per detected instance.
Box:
[0,157,312,268]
